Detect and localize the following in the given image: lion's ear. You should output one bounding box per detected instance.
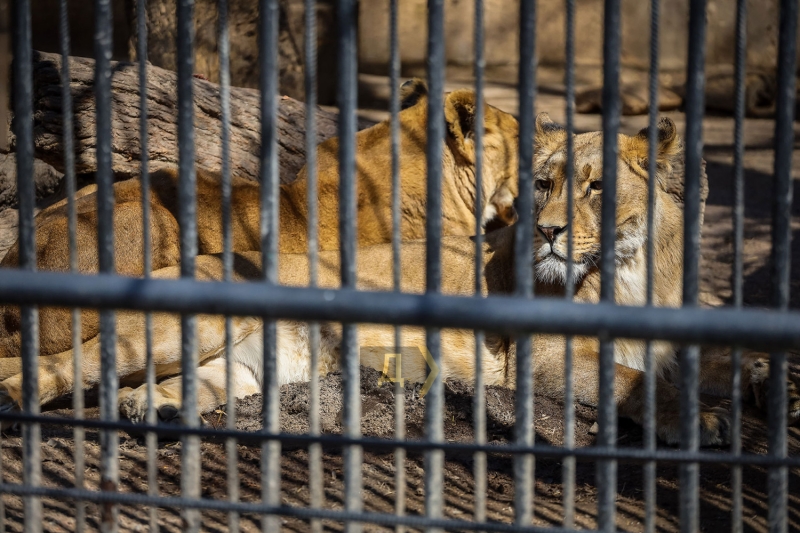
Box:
[534,113,567,157]
[444,89,479,162]
[631,117,680,169]
[400,78,428,110]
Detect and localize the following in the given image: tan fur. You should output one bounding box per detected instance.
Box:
[1,116,793,446]
[0,80,519,359]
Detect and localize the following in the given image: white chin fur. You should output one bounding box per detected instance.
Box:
[535,251,590,285]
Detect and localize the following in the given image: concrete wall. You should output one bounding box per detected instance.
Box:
[359,0,782,77]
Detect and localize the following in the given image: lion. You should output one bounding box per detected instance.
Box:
[1,114,795,446]
[0,79,519,360]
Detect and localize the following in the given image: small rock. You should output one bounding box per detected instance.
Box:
[589,422,599,435]
[0,153,64,209]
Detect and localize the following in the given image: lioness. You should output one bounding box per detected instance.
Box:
[1,115,795,445]
[0,80,519,359]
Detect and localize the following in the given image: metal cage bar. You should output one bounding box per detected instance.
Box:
[259,1,282,532]
[175,1,201,530]
[598,0,621,527]
[57,1,87,531]
[303,0,324,531]
[4,411,800,465]
[135,1,159,531]
[515,0,537,525]
[472,0,487,525]
[768,1,798,532]
[389,0,407,531]
[93,1,120,531]
[0,0,8,154]
[681,0,708,530]
[730,0,749,531]
[12,1,41,531]
[337,0,362,531]
[0,269,798,349]
[425,1,446,530]
[217,0,239,531]
[643,0,661,531]
[562,0,576,526]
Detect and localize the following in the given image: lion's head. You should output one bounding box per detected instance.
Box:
[398,79,521,228]
[531,113,682,285]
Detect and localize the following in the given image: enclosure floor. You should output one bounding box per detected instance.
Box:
[2,81,800,532]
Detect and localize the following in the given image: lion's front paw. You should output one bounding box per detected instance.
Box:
[656,405,730,447]
[699,406,730,447]
[118,385,185,425]
[0,387,21,430]
[747,358,770,409]
[118,387,148,424]
[745,358,800,423]
[788,379,800,423]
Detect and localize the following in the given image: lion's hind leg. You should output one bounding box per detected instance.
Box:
[533,334,730,447]
[698,347,800,423]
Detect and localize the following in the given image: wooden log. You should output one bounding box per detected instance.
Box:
[26,51,342,184]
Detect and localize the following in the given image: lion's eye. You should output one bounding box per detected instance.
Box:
[535,179,552,192]
[588,180,603,192]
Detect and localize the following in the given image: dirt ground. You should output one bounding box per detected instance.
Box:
[1,74,800,531]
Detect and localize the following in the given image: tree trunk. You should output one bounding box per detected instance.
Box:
[24,51,342,184]
[128,0,338,105]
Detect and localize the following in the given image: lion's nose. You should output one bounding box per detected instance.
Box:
[537,225,566,244]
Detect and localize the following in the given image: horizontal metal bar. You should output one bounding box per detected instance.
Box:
[1,411,799,468]
[0,483,578,533]
[0,269,798,350]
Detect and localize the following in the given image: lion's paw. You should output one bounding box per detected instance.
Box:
[699,406,730,447]
[747,358,770,409]
[745,358,800,423]
[118,387,149,424]
[0,387,20,431]
[118,386,193,426]
[657,405,730,447]
[788,379,800,423]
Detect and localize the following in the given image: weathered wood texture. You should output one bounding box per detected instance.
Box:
[26,51,341,184]
[129,0,337,104]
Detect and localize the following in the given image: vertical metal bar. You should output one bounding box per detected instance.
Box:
[218,0,239,531]
[94,1,119,531]
[388,1,406,531]
[0,4,8,529]
[681,0,707,530]
[0,0,8,153]
[515,0,536,526]
[259,0,281,531]
[472,0,487,525]
[304,0,323,531]
[59,0,86,530]
[135,2,159,531]
[176,1,200,531]
[769,1,797,532]
[598,0,621,529]
[730,0,747,531]
[13,1,41,531]
[643,0,660,532]
[562,0,576,527]
[424,1,445,531]
[338,0,361,530]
